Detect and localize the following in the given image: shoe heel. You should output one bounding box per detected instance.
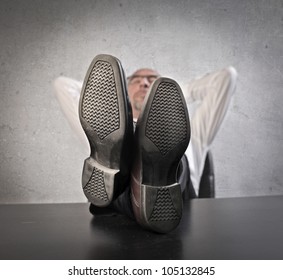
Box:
[142,183,183,233]
[82,157,119,207]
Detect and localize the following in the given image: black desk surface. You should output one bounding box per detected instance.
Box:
[1,196,283,260]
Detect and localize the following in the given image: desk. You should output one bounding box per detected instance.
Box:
[1,196,283,260]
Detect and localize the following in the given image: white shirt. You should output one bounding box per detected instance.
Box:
[53,67,237,195]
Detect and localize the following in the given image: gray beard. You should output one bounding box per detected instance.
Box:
[133,101,143,111]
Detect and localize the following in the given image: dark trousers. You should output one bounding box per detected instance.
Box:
[89,155,196,218]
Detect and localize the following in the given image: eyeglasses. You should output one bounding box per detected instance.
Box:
[127,74,159,85]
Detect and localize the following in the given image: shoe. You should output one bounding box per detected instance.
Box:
[79,54,133,207]
[131,77,190,233]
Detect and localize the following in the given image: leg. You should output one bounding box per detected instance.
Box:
[95,154,196,219]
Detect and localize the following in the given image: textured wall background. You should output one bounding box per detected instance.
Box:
[0,0,282,203]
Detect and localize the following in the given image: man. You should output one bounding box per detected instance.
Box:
[53,54,237,233]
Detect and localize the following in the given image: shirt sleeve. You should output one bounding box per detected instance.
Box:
[53,76,90,153]
[184,67,238,193]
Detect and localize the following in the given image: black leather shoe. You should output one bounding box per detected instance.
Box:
[79,54,133,207]
[131,77,190,233]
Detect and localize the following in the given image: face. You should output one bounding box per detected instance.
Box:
[127,68,160,119]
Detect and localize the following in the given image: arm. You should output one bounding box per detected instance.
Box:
[187,66,237,147]
[184,67,238,192]
[53,76,89,153]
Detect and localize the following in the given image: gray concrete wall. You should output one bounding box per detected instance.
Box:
[0,0,282,203]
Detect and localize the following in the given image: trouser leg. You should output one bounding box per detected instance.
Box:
[92,154,196,218]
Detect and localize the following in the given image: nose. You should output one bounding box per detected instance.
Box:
[139,77,150,88]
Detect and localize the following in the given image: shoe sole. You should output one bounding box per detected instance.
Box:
[79,54,132,207]
[133,77,190,233]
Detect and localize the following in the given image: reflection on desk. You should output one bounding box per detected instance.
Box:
[0,195,283,260]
